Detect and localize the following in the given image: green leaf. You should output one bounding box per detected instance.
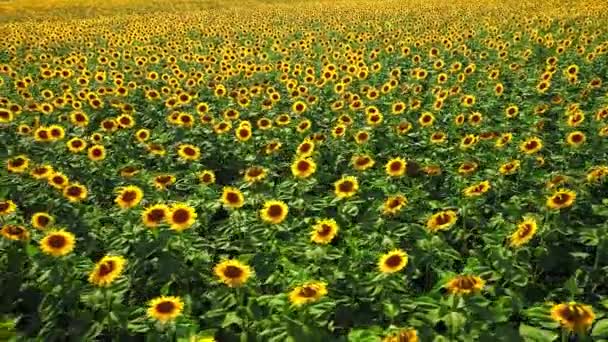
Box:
[221,312,242,328]
[443,311,466,336]
[518,324,557,342]
[347,328,382,342]
[592,319,608,338]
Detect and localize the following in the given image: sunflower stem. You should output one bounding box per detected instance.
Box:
[561,328,568,342]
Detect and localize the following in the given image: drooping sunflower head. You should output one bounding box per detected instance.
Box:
[550,302,595,333]
[213,259,253,287]
[88,255,127,287]
[458,161,478,176]
[385,157,407,177]
[260,200,289,224]
[288,281,328,307]
[40,230,76,257]
[445,275,485,295]
[509,217,538,247]
[141,204,170,228]
[426,210,458,233]
[334,176,359,199]
[1,224,30,241]
[115,185,144,209]
[221,187,245,209]
[32,212,54,230]
[546,189,576,210]
[147,296,184,323]
[310,218,339,244]
[168,203,197,232]
[378,249,409,274]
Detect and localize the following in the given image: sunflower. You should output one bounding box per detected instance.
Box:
[141,204,169,228]
[546,189,576,210]
[520,137,543,154]
[378,249,409,273]
[88,145,106,161]
[351,154,375,171]
[115,185,144,209]
[221,187,245,209]
[0,200,17,216]
[7,155,30,173]
[505,105,519,118]
[296,140,315,157]
[40,230,76,257]
[213,259,252,287]
[495,133,513,148]
[499,160,521,175]
[88,255,127,287]
[260,200,289,224]
[586,166,608,183]
[382,195,408,216]
[334,176,359,199]
[382,328,419,342]
[67,137,87,153]
[69,111,89,127]
[244,166,267,183]
[509,217,538,247]
[146,143,166,156]
[32,212,53,230]
[198,170,216,185]
[1,224,30,241]
[63,183,88,202]
[292,100,307,114]
[445,275,485,295]
[153,174,176,190]
[235,125,252,142]
[147,296,184,323]
[291,158,317,179]
[29,164,53,180]
[550,302,595,333]
[310,219,339,244]
[418,112,435,127]
[430,132,447,144]
[48,172,69,189]
[460,134,478,149]
[289,281,328,306]
[34,127,51,142]
[177,144,201,161]
[135,129,151,143]
[168,203,197,232]
[565,131,586,147]
[48,125,65,140]
[385,157,407,177]
[463,181,491,197]
[119,166,140,178]
[458,162,478,176]
[426,210,458,233]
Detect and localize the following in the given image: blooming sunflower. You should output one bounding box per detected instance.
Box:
[418,112,435,127]
[378,249,409,273]
[550,302,595,333]
[7,155,30,173]
[509,217,538,247]
[382,195,408,216]
[244,166,267,183]
[67,137,87,153]
[1,224,30,241]
[310,219,339,244]
[499,160,521,175]
[0,199,17,216]
[141,204,169,228]
[426,210,458,233]
[168,203,197,232]
[115,185,144,209]
[546,189,576,210]
[458,162,478,176]
[291,158,317,179]
[63,183,88,203]
[445,275,485,295]
[351,155,375,171]
[88,145,106,161]
[235,125,252,142]
[153,174,176,190]
[147,296,184,323]
[177,144,201,161]
[288,281,328,307]
[463,180,491,197]
[213,259,252,287]
[520,137,543,154]
[30,164,54,180]
[40,230,76,257]
[135,129,151,143]
[495,133,513,148]
[385,157,407,177]
[565,131,586,147]
[460,134,478,149]
[198,170,216,185]
[88,255,127,287]
[296,140,315,157]
[334,176,359,199]
[31,212,53,230]
[260,200,288,224]
[221,187,245,209]
[48,172,69,189]
[382,328,419,342]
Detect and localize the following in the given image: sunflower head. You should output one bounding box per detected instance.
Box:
[142,204,170,228]
[426,210,458,233]
[463,180,491,197]
[385,157,407,177]
[40,230,76,257]
[334,176,359,199]
[288,281,328,307]
[1,224,30,241]
[291,157,317,179]
[214,259,253,287]
[260,200,289,224]
[221,187,245,209]
[168,203,197,232]
[198,170,216,185]
[88,255,127,287]
[378,249,409,273]
[310,219,339,244]
[546,189,576,210]
[63,183,88,203]
[115,185,144,209]
[382,195,408,215]
[0,200,17,216]
[147,296,184,323]
[550,302,595,333]
[445,275,485,295]
[509,217,538,247]
[32,212,54,229]
[382,328,419,342]
[244,166,267,183]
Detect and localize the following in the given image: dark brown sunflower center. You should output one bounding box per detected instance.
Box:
[38,130,50,139]
[526,141,539,149]
[11,158,25,167]
[97,260,116,277]
[183,147,196,156]
[435,213,451,225]
[571,134,583,143]
[317,224,332,237]
[299,286,317,298]
[47,234,67,249]
[37,215,50,226]
[92,148,102,157]
[299,143,311,153]
[247,168,263,178]
[103,121,114,129]
[239,129,250,138]
[121,191,137,203]
[201,174,212,183]
[356,157,370,166]
[388,198,402,209]
[518,224,533,237]
[297,160,311,172]
[226,192,240,204]
[422,115,431,123]
[553,193,571,205]
[52,176,66,184]
[457,276,476,289]
[157,176,172,183]
[223,265,243,278]
[338,181,354,192]
[71,140,83,148]
[464,137,473,145]
[7,225,24,235]
[385,255,403,268]
[0,203,10,212]
[390,161,403,172]
[172,209,190,224]
[155,301,176,314]
[67,186,83,197]
[267,205,283,218]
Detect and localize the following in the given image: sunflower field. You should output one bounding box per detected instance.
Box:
[1,0,608,340]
